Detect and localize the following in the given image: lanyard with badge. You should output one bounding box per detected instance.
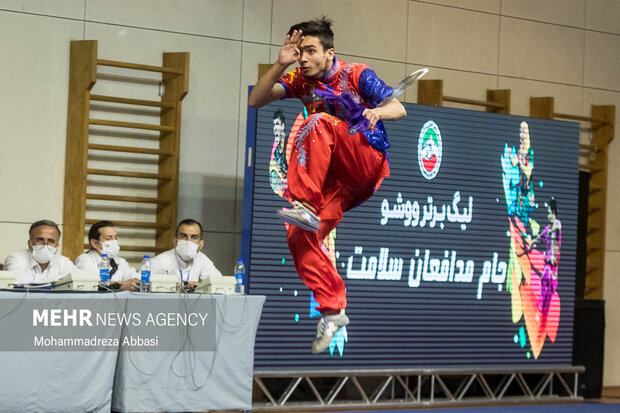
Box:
[179,266,190,284]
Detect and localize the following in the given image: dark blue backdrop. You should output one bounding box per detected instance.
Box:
[243,99,579,370]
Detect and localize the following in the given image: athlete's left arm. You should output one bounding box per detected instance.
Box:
[363,99,407,130]
[356,67,407,130]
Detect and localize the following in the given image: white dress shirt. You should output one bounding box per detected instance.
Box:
[74,250,138,282]
[3,249,78,284]
[150,249,222,284]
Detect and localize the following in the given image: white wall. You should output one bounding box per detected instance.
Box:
[0,0,619,385]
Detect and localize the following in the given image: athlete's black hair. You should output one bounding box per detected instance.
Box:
[288,16,334,51]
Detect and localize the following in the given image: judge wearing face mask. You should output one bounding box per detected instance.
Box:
[150,218,222,287]
[74,220,140,291]
[3,219,78,284]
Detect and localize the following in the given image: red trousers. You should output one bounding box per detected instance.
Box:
[286,113,389,313]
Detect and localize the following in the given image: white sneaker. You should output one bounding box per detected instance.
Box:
[312,310,349,354]
[277,201,320,232]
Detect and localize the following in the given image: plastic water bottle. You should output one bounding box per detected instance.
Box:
[140,255,151,293]
[234,259,246,294]
[99,253,111,288]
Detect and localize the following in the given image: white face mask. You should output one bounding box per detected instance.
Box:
[175,240,199,261]
[31,244,57,264]
[99,240,120,259]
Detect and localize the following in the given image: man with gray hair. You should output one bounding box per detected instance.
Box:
[3,219,77,284]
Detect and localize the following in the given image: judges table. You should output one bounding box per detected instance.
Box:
[0,290,265,413]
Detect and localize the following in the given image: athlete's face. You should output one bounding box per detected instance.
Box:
[298,35,334,80]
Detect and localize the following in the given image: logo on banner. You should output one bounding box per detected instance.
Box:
[418,120,442,180]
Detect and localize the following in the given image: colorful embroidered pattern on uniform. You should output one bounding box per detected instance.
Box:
[277,57,394,153]
[294,113,323,168]
[337,65,354,96]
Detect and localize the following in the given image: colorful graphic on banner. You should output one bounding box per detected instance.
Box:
[501,121,561,359]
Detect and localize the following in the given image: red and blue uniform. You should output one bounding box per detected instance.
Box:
[278,57,393,313]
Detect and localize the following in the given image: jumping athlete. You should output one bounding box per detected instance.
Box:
[248,16,407,353]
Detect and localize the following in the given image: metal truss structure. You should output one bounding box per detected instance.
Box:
[253,366,584,411]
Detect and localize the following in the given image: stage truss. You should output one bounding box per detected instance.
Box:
[253,366,584,411]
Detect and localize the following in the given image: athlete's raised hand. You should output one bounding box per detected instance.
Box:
[277,30,303,67]
[248,30,304,108]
